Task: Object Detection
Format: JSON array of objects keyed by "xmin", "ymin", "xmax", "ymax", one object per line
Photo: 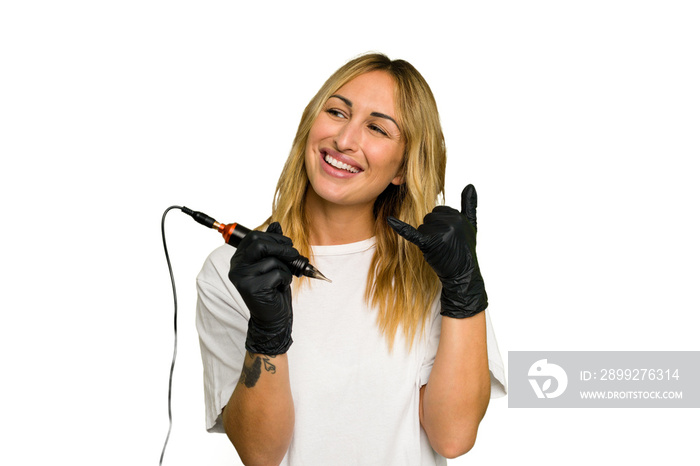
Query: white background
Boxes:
[{"xmin": 1, "ymin": 1, "xmax": 698, "ymax": 464}]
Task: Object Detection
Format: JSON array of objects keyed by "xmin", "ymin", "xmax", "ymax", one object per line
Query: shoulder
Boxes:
[
  {"xmin": 196, "ymin": 244, "xmax": 251, "ymax": 320},
  {"xmin": 197, "ymin": 244, "xmax": 235, "ymax": 285}
]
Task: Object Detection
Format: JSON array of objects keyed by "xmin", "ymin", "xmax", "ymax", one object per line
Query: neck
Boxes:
[{"xmin": 304, "ymin": 189, "xmax": 375, "ymax": 245}]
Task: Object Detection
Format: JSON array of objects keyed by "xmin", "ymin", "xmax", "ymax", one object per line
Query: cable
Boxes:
[
  {"xmin": 160, "ymin": 205, "xmax": 182, "ymax": 465},
  {"xmin": 157, "ymin": 204, "xmax": 332, "ymax": 464}
]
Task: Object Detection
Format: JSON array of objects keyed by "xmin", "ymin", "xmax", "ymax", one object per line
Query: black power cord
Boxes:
[
  {"xmin": 158, "ymin": 204, "xmax": 325, "ymax": 464},
  {"xmin": 159, "ymin": 205, "xmax": 183, "ymax": 465}
]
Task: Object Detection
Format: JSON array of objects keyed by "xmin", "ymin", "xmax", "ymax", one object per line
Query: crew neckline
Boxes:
[{"xmin": 310, "ymin": 237, "xmax": 377, "ymax": 256}]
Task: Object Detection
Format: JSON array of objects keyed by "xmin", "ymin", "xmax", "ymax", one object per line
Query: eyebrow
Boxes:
[{"xmin": 329, "ymin": 94, "xmax": 400, "ymax": 129}]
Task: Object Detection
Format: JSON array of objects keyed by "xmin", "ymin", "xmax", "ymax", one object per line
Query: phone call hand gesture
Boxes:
[{"xmin": 388, "ymin": 184, "xmax": 488, "ymax": 318}]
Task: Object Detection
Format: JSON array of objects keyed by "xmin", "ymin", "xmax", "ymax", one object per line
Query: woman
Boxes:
[{"xmin": 196, "ymin": 52, "xmax": 506, "ymax": 465}]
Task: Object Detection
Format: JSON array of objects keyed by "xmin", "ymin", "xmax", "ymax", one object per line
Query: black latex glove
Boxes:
[
  {"xmin": 228, "ymin": 222, "xmax": 298, "ymax": 355},
  {"xmin": 387, "ymin": 184, "xmax": 488, "ymax": 318}
]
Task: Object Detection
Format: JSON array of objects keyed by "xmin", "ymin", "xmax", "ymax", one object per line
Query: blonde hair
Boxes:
[{"xmin": 264, "ymin": 53, "xmax": 446, "ymax": 349}]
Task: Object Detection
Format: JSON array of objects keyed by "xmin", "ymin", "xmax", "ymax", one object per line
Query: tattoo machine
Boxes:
[{"xmin": 181, "ymin": 206, "xmax": 331, "ymax": 282}]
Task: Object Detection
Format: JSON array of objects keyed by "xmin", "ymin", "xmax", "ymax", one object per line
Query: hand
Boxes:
[
  {"xmin": 387, "ymin": 184, "xmax": 488, "ymax": 318},
  {"xmin": 228, "ymin": 222, "xmax": 299, "ymax": 354}
]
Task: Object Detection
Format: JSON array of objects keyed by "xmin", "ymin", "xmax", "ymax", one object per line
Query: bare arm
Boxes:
[
  {"xmin": 223, "ymin": 351, "xmax": 294, "ymax": 466},
  {"xmin": 419, "ymin": 312, "xmax": 490, "ymax": 458}
]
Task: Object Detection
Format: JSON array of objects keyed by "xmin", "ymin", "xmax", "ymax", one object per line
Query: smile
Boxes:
[{"xmin": 323, "ymin": 153, "xmax": 362, "ymax": 174}]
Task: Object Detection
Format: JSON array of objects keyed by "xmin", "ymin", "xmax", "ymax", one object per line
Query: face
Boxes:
[{"xmin": 304, "ymin": 70, "xmax": 405, "ymax": 212}]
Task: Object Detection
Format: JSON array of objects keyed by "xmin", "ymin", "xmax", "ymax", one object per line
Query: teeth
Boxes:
[{"xmin": 324, "ymin": 154, "xmax": 360, "ymax": 173}]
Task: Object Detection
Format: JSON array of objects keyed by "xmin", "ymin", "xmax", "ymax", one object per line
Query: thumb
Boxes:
[
  {"xmin": 387, "ymin": 216, "xmax": 425, "ymax": 248},
  {"xmin": 461, "ymin": 184, "xmax": 478, "ymax": 231},
  {"xmin": 266, "ymin": 222, "xmax": 283, "ymax": 234}
]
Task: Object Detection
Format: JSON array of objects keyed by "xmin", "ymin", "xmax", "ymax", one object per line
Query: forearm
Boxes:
[
  {"xmin": 421, "ymin": 312, "xmax": 491, "ymax": 458},
  {"xmin": 223, "ymin": 351, "xmax": 295, "ymax": 466}
]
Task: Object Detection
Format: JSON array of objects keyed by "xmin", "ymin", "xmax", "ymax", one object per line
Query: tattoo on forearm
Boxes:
[
  {"xmin": 239, "ymin": 352, "xmax": 277, "ymax": 388},
  {"xmin": 239, "ymin": 353, "xmax": 261, "ymax": 388},
  {"xmin": 263, "ymin": 354, "xmax": 277, "ymax": 374}
]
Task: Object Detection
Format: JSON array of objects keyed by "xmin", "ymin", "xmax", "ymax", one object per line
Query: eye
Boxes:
[
  {"xmin": 325, "ymin": 108, "xmax": 346, "ymax": 119},
  {"xmin": 368, "ymin": 123, "xmax": 388, "ymax": 136}
]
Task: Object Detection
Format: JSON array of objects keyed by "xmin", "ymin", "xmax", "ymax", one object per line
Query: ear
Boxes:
[
  {"xmin": 390, "ymin": 173, "xmax": 405, "ymax": 185},
  {"xmin": 391, "ymin": 158, "xmax": 406, "ymax": 185}
]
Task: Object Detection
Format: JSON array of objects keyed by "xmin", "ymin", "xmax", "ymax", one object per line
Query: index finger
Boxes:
[{"xmin": 239, "ymin": 230, "xmax": 300, "ymax": 263}]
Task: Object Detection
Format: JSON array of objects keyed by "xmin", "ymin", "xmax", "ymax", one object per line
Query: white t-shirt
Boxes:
[{"xmin": 196, "ymin": 237, "xmax": 506, "ymax": 466}]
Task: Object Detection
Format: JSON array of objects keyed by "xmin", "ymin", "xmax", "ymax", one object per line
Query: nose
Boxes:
[{"xmin": 333, "ymin": 120, "xmax": 361, "ymax": 153}]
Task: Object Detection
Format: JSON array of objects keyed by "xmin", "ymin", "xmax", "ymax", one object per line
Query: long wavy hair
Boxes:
[{"xmin": 264, "ymin": 52, "xmax": 446, "ymax": 349}]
